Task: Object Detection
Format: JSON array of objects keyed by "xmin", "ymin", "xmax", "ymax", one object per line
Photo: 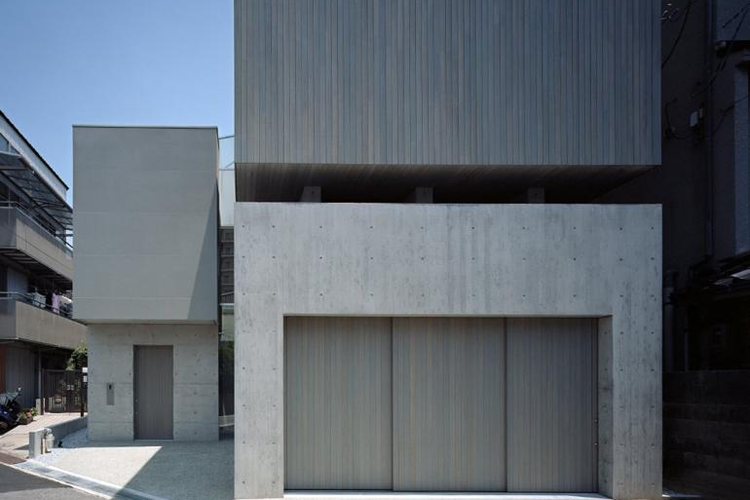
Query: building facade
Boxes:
[
  {"xmin": 233, "ymin": 1, "xmax": 661, "ymax": 500},
  {"xmin": 0, "ymin": 110, "xmax": 85, "ymax": 411},
  {"xmin": 73, "ymin": 126, "xmax": 219, "ymax": 441}
]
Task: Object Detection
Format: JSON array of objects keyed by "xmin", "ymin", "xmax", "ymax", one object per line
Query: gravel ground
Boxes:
[
  {"xmin": 32, "ymin": 428, "xmax": 88, "ymax": 466},
  {"xmin": 29, "ymin": 431, "xmax": 234, "ymax": 500}
]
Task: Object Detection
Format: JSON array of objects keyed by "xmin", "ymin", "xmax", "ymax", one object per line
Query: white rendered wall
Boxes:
[
  {"xmin": 234, "ymin": 203, "xmax": 662, "ymax": 500},
  {"xmin": 87, "ymin": 324, "xmax": 218, "ymax": 441},
  {"xmin": 73, "ymin": 126, "xmax": 219, "ymax": 323}
]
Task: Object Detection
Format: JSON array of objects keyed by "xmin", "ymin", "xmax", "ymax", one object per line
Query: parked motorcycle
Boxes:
[{"xmin": 0, "ymin": 388, "xmax": 22, "ymax": 435}]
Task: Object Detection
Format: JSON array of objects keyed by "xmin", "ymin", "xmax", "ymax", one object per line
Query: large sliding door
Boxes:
[
  {"xmin": 283, "ymin": 316, "xmax": 596, "ymax": 492},
  {"xmin": 284, "ymin": 317, "xmax": 393, "ymax": 490},
  {"xmin": 393, "ymin": 318, "xmax": 506, "ymax": 491},
  {"xmin": 506, "ymin": 318, "xmax": 597, "ymax": 492}
]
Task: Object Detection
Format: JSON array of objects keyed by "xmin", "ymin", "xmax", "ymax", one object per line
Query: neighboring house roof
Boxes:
[
  {"xmin": 0, "ymin": 110, "xmax": 73, "ymax": 232},
  {"xmin": 0, "ymin": 109, "xmax": 69, "ymax": 192}
]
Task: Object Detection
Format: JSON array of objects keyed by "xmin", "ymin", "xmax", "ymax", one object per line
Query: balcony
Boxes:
[
  {"xmin": 0, "ymin": 202, "xmax": 73, "ymax": 289},
  {"xmin": 0, "ymin": 292, "xmax": 85, "ymax": 350}
]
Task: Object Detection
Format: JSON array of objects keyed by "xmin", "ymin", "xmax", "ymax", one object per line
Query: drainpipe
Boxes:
[
  {"xmin": 705, "ymin": 0, "xmax": 715, "ymax": 259},
  {"xmin": 663, "ymin": 270, "xmax": 678, "ymax": 372}
]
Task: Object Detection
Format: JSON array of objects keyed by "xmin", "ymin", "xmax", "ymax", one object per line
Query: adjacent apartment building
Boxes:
[
  {"xmin": 75, "ymin": 1, "xmax": 662, "ymax": 500},
  {"xmin": 0, "ymin": 110, "xmax": 85, "ymax": 410}
]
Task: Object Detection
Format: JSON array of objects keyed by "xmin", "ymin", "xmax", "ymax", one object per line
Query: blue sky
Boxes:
[{"xmin": 0, "ymin": 1, "xmax": 234, "ymax": 204}]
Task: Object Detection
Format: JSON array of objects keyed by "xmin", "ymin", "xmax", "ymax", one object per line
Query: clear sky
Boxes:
[{"xmin": 0, "ymin": 0, "xmax": 234, "ymax": 204}]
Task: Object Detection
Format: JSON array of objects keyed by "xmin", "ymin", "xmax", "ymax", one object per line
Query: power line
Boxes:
[
  {"xmin": 691, "ymin": 2, "xmax": 750, "ymax": 98},
  {"xmin": 662, "ymin": 0, "xmax": 694, "ymax": 69}
]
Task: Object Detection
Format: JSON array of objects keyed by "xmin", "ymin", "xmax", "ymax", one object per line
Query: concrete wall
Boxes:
[
  {"xmin": 4, "ymin": 345, "xmax": 36, "ymax": 408},
  {"xmin": 234, "ymin": 203, "xmax": 662, "ymax": 500},
  {"xmin": 235, "ymin": 0, "xmax": 660, "ymax": 167},
  {"xmin": 87, "ymin": 324, "xmax": 218, "ymax": 441},
  {"xmin": 0, "ymin": 300, "xmax": 86, "ymax": 350},
  {"xmin": 73, "ymin": 126, "xmax": 219, "ymax": 323}
]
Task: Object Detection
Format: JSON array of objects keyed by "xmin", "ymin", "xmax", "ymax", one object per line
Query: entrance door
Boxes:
[
  {"xmin": 284, "ymin": 317, "xmax": 393, "ymax": 489},
  {"xmin": 506, "ymin": 318, "xmax": 597, "ymax": 491},
  {"xmin": 134, "ymin": 346, "xmax": 173, "ymax": 440}
]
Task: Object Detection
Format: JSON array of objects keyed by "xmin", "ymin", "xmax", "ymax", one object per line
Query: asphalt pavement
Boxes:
[{"xmin": 0, "ymin": 463, "xmax": 100, "ymax": 500}]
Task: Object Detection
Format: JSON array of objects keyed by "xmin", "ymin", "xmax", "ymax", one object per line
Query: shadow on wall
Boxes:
[{"xmin": 188, "ymin": 187, "xmax": 219, "ymax": 322}]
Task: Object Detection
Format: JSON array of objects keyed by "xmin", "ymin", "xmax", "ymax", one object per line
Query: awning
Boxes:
[{"xmin": 0, "ymin": 151, "xmax": 72, "ymax": 236}]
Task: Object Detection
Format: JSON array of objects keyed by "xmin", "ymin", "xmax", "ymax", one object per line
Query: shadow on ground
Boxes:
[{"xmin": 52, "ymin": 430, "xmax": 233, "ymax": 500}]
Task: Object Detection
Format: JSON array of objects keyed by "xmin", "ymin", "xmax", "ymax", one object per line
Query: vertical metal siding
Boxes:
[
  {"xmin": 134, "ymin": 346, "xmax": 174, "ymax": 440},
  {"xmin": 506, "ymin": 318, "xmax": 597, "ymax": 492},
  {"xmin": 236, "ymin": 0, "xmax": 660, "ymax": 167},
  {"xmin": 284, "ymin": 317, "xmax": 393, "ymax": 490},
  {"xmin": 283, "ymin": 316, "xmax": 598, "ymax": 492},
  {"xmin": 392, "ymin": 318, "xmax": 506, "ymax": 491}
]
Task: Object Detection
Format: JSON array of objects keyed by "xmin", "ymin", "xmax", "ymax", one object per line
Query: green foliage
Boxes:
[{"xmin": 66, "ymin": 343, "xmax": 88, "ymax": 371}]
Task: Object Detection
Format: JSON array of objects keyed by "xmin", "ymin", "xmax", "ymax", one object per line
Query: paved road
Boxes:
[{"xmin": 0, "ymin": 463, "xmax": 100, "ymax": 500}]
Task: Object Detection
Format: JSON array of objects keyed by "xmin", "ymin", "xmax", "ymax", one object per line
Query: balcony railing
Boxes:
[
  {"xmin": 0, "ymin": 291, "xmax": 73, "ymax": 319},
  {"xmin": 0, "ymin": 201, "xmax": 72, "ymax": 254}
]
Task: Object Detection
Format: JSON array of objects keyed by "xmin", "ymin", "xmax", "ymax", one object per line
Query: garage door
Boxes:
[{"xmin": 284, "ymin": 317, "xmax": 596, "ymax": 492}]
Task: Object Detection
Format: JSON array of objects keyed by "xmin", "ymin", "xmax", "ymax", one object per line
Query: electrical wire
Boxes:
[
  {"xmin": 711, "ymin": 94, "xmax": 750, "ymax": 137},
  {"xmin": 662, "ymin": 0, "xmax": 694, "ymax": 68},
  {"xmin": 690, "ymin": 2, "xmax": 750, "ymax": 98}
]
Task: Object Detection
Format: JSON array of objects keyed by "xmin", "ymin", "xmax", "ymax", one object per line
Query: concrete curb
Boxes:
[
  {"xmin": 14, "ymin": 460, "xmax": 168, "ymax": 500},
  {"xmin": 29, "ymin": 416, "xmax": 88, "ymax": 458}
]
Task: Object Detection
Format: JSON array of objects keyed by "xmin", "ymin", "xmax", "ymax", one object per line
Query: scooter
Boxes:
[{"xmin": 0, "ymin": 388, "xmax": 22, "ymax": 435}]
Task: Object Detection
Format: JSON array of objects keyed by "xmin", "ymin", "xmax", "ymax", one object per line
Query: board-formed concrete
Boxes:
[
  {"xmin": 234, "ymin": 203, "xmax": 662, "ymax": 500},
  {"xmin": 87, "ymin": 324, "xmax": 218, "ymax": 442}
]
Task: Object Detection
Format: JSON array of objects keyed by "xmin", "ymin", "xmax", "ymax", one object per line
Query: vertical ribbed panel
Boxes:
[
  {"xmin": 134, "ymin": 346, "xmax": 174, "ymax": 440},
  {"xmin": 392, "ymin": 318, "xmax": 506, "ymax": 491},
  {"xmin": 235, "ymin": 0, "xmax": 660, "ymax": 166},
  {"xmin": 506, "ymin": 318, "xmax": 597, "ymax": 492},
  {"xmin": 284, "ymin": 317, "xmax": 393, "ymax": 490}
]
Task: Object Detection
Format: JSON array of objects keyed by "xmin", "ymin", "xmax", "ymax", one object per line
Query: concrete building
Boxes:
[
  {"xmin": 0, "ymin": 110, "xmax": 85, "ymax": 411},
  {"xmin": 232, "ymin": 1, "xmax": 661, "ymax": 500},
  {"xmin": 73, "ymin": 126, "xmax": 219, "ymax": 441}
]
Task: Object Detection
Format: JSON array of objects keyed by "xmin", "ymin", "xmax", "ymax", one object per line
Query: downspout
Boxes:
[
  {"xmin": 663, "ymin": 270, "xmax": 677, "ymax": 373},
  {"xmin": 706, "ymin": 0, "xmax": 715, "ymax": 260}
]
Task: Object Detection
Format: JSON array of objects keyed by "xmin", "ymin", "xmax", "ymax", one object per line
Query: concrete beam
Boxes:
[
  {"xmin": 526, "ymin": 187, "xmax": 545, "ymax": 203},
  {"xmin": 299, "ymin": 186, "xmax": 322, "ymax": 202},
  {"xmin": 403, "ymin": 187, "xmax": 434, "ymax": 204}
]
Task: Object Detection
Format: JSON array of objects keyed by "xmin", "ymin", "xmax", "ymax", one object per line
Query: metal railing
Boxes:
[
  {"xmin": 0, "ymin": 291, "xmax": 73, "ymax": 319},
  {"xmin": 0, "ymin": 201, "xmax": 73, "ymax": 254}
]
